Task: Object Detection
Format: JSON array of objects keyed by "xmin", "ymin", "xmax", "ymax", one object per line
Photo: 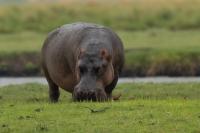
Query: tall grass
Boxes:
[{"xmin": 0, "ymin": 0, "xmax": 200, "ymax": 33}]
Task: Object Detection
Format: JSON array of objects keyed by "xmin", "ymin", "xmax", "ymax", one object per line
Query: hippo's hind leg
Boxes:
[
  {"xmin": 42, "ymin": 65, "xmax": 60, "ymax": 102},
  {"xmin": 105, "ymin": 74, "xmax": 118, "ymax": 99}
]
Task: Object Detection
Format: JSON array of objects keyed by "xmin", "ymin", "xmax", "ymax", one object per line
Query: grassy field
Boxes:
[
  {"xmin": 0, "ymin": 32, "xmax": 44, "ymax": 53},
  {"xmin": 0, "ymin": 29, "xmax": 200, "ymax": 76},
  {"xmin": 1, "ymin": 29, "xmax": 200, "ymax": 53},
  {"xmin": 0, "ymin": 83, "xmax": 200, "ymax": 133}
]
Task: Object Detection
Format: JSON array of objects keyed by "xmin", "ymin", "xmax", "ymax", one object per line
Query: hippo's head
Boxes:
[{"xmin": 73, "ymin": 48, "xmax": 114, "ymax": 101}]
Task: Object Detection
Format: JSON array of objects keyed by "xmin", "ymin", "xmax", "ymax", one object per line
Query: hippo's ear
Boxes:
[{"xmin": 100, "ymin": 48, "xmax": 111, "ymax": 61}]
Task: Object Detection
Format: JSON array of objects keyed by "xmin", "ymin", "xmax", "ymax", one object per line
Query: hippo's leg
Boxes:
[
  {"xmin": 47, "ymin": 78, "xmax": 60, "ymax": 103},
  {"xmin": 105, "ymin": 74, "xmax": 118, "ymax": 99},
  {"xmin": 42, "ymin": 65, "xmax": 60, "ymax": 102}
]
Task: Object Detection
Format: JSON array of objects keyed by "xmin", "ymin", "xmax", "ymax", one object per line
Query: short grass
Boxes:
[
  {"xmin": 119, "ymin": 29, "xmax": 200, "ymax": 52},
  {"xmin": 1, "ymin": 29, "xmax": 200, "ymax": 53},
  {"xmin": 0, "ymin": 32, "xmax": 45, "ymax": 53},
  {"xmin": 0, "ymin": 83, "xmax": 200, "ymax": 133}
]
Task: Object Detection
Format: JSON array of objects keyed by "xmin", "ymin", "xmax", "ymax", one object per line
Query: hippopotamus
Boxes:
[{"xmin": 41, "ymin": 22, "xmax": 124, "ymax": 102}]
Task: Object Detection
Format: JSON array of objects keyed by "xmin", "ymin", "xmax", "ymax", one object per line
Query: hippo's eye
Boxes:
[{"xmin": 79, "ymin": 66, "xmax": 87, "ymax": 74}]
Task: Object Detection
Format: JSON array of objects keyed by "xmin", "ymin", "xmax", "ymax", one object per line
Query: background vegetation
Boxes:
[
  {"xmin": 1, "ymin": 0, "xmax": 200, "ymax": 32},
  {"xmin": 0, "ymin": 0, "xmax": 200, "ymax": 76}
]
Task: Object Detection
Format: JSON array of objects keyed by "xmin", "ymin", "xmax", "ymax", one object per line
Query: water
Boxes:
[{"xmin": 0, "ymin": 77, "xmax": 200, "ymax": 87}]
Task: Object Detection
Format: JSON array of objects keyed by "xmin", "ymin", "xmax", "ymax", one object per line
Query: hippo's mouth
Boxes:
[{"xmin": 72, "ymin": 88, "xmax": 108, "ymax": 102}]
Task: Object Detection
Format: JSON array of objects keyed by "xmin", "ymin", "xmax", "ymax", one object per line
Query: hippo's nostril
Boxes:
[
  {"xmin": 87, "ymin": 91, "xmax": 95, "ymax": 101},
  {"xmin": 73, "ymin": 89, "xmax": 89, "ymax": 101},
  {"xmin": 73, "ymin": 88, "xmax": 107, "ymax": 102},
  {"xmin": 91, "ymin": 93, "xmax": 97, "ymax": 101}
]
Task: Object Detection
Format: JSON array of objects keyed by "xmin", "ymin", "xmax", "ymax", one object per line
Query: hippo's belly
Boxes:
[
  {"xmin": 50, "ymin": 74, "xmax": 76, "ymax": 93},
  {"xmin": 45, "ymin": 53, "xmax": 77, "ymax": 93}
]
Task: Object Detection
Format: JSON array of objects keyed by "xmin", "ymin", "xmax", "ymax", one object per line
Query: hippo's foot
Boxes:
[
  {"xmin": 49, "ymin": 85, "xmax": 60, "ymax": 103},
  {"xmin": 50, "ymin": 92, "xmax": 60, "ymax": 103}
]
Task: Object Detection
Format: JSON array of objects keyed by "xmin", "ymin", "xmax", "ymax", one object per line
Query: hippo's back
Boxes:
[{"xmin": 42, "ymin": 22, "xmax": 107, "ymax": 62}]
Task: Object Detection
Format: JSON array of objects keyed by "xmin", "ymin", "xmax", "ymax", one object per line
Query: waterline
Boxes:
[{"xmin": 0, "ymin": 77, "xmax": 200, "ymax": 87}]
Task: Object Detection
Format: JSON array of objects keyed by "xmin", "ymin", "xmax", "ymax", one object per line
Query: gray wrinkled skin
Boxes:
[{"xmin": 41, "ymin": 22, "xmax": 124, "ymax": 102}]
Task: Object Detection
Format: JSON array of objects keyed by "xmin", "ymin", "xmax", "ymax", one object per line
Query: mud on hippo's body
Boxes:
[{"xmin": 41, "ymin": 22, "xmax": 124, "ymax": 102}]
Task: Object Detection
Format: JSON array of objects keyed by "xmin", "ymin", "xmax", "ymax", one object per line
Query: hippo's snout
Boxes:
[{"xmin": 73, "ymin": 86, "xmax": 107, "ymax": 101}]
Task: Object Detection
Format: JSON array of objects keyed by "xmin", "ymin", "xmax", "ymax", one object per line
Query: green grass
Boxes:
[
  {"xmin": 119, "ymin": 29, "xmax": 200, "ymax": 52},
  {"xmin": 1, "ymin": 29, "xmax": 200, "ymax": 53},
  {"xmin": 0, "ymin": 32, "xmax": 45, "ymax": 53},
  {"xmin": 0, "ymin": 83, "xmax": 200, "ymax": 133}
]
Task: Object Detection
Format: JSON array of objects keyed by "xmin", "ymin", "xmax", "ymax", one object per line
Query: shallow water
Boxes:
[{"xmin": 0, "ymin": 77, "xmax": 200, "ymax": 87}]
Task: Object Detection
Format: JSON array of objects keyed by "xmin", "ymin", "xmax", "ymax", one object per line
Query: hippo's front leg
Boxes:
[{"xmin": 105, "ymin": 74, "xmax": 118, "ymax": 99}]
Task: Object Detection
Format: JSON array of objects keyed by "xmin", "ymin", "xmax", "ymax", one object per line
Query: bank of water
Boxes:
[{"xmin": 1, "ymin": 77, "xmax": 200, "ymax": 87}]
